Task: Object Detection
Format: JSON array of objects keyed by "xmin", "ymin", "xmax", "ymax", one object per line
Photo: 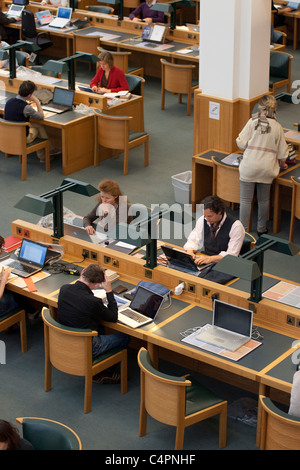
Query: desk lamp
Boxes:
[
  {"xmin": 61, "ymin": 52, "xmax": 99, "ymax": 90},
  {"xmin": 14, "ymin": 178, "xmax": 99, "ymax": 239},
  {"xmin": 213, "ymin": 234, "xmax": 299, "ymax": 303},
  {"xmin": 151, "ymin": 1, "xmax": 195, "ymax": 30},
  {"xmin": 1, "ymin": 41, "xmax": 40, "ymax": 79},
  {"xmin": 107, "ymin": 204, "xmax": 187, "ymax": 269}
]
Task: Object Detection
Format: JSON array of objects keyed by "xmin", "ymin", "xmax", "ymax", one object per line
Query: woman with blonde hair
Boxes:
[
  {"xmin": 83, "ymin": 179, "xmax": 132, "ymax": 234},
  {"xmin": 90, "ymin": 51, "xmax": 129, "ymax": 94},
  {"xmin": 236, "ymin": 94, "xmax": 288, "ymax": 236}
]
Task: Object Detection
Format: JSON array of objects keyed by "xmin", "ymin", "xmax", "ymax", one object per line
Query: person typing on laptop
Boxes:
[
  {"xmin": 0, "ymin": 7, "xmax": 20, "ymax": 44},
  {"xmin": 58, "ymin": 264, "xmax": 129, "ymax": 384},
  {"xmin": 4, "ymin": 80, "xmax": 61, "ymax": 162},
  {"xmin": 184, "ymin": 195, "xmax": 245, "ymax": 266}
]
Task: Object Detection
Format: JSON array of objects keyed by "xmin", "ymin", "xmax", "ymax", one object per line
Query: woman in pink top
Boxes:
[{"xmin": 90, "ymin": 51, "xmax": 129, "ymax": 93}]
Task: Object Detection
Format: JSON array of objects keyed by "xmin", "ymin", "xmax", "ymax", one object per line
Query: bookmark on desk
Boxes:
[{"xmin": 24, "ymin": 277, "xmax": 37, "ymax": 292}]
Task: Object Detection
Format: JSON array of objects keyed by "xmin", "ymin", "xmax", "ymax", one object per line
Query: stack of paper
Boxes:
[{"xmin": 105, "ymin": 269, "xmax": 119, "ymax": 282}]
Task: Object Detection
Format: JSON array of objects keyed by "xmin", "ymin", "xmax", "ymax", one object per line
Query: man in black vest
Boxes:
[{"xmin": 184, "ymin": 195, "xmax": 245, "ymax": 266}]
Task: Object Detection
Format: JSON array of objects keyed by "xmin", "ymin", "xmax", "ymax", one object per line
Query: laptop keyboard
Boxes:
[
  {"xmin": 119, "ymin": 308, "xmax": 148, "ymax": 323},
  {"xmin": 8, "ymin": 260, "xmax": 36, "ymax": 274}
]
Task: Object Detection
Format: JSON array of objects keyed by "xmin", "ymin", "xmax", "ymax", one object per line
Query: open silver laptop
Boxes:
[
  {"xmin": 48, "ymin": 7, "xmax": 72, "ymax": 28},
  {"xmin": 42, "ymin": 87, "xmax": 74, "ymax": 114},
  {"xmin": 6, "ymin": 4, "xmax": 24, "ymax": 18},
  {"xmin": 118, "ymin": 285, "xmax": 164, "ymax": 328},
  {"xmin": 5, "ymin": 239, "xmax": 48, "ymax": 278},
  {"xmin": 63, "ymin": 222, "xmax": 107, "ymax": 244},
  {"xmin": 195, "ymin": 299, "xmax": 253, "ymax": 351}
]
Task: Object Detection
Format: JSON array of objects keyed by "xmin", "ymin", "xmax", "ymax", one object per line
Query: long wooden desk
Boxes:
[
  {"xmin": 192, "ymin": 149, "xmax": 300, "ymax": 233},
  {"xmin": 0, "ymin": 74, "xmax": 144, "ymax": 175},
  {"xmin": 2, "ymin": 217, "xmax": 300, "ymax": 447}
]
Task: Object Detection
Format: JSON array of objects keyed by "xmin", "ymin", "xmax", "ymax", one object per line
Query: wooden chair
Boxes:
[
  {"xmin": 97, "ymin": 47, "xmax": 144, "ymax": 77},
  {"xmin": 74, "ymin": 33, "xmax": 101, "ymax": 71},
  {"xmin": 0, "ymin": 308, "xmax": 27, "ymax": 353},
  {"xmin": 0, "ymin": 118, "xmax": 50, "ymax": 181},
  {"xmin": 160, "ymin": 58, "xmax": 198, "ymax": 116},
  {"xmin": 211, "ymin": 155, "xmax": 254, "ymax": 232},
  {"xmin": 94, "ymin": 110, "xmax": 149, "ymax": 175},
  {"xmin": 41, "ymin": 307, "xmax": 127, "ymax": 414},
  {"xmin": 16, "ymin": 417, "xmax": 82, "ymax": 450},
  {"xmin": 289, "ymin": 175, "xmax": 300, "ymax": 241},
  {"xmin": 269, "ymin": 50, "xmax": 293, "ymax": 95},
  {"xmin": 137, "ymin": 347, "xmax": 227, "ymax": 450},
  {"xmin": 259, "ymin": 395, "xmax": 300, "ymax": 450}
]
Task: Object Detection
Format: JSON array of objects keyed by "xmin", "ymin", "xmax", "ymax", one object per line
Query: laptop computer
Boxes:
[
  {"xmin": 195, "ymin": 299, "xmax": 254, "ymax": 352},
  {"xmin": 63, "ymin": 222, "xmax": 107, "ymax": 244},
  {"xmin": 161, "ymin": 245, "xmax": 212, "ymax": 275},
  {"xmin": 6, "ymin": 4, "xmax": 24, "ymax": 18},
  {"xmin": 48, "ymin": 7, "xmax": 72, "ymax": 28},
  {"xmin": 118, "ymin": 285, "xmax": 164, "ymax": 328},
  {"xmin": 5, "ymin": 239, "xmax": 48, "ymax": 278},
  {"xmin": 36, "ymin": 10, "xmax": 53, "ymax": 26},
  {"xmin": 42, "ymin": 87, "xmax": 75, "ymax": 114}
]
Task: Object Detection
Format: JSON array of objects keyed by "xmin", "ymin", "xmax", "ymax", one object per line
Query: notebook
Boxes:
[
  {"xmin": 118, "ymin": 285, "xmax": 164, "ymax": 328},
  {"xmin": 195, "ymin": 299, "xmax": 253, "ymax": 352},
  {"xmin": 48, "ymin": 7, "xmax": 72, "ymax": 28},
  {"xmin": 161, "ymin": 245, "xmax": 212, "ymax": 275},
  {"xmin": 42, "ymin": 87, "xmax": 75, "ymax": 113},
  {"xmin": 5, "ymin": 239, "xmax": 48, "ymax": 278},
  {"xmin": 36, "ymin": 10, "xmax": 53, "ymax": 25},
  {"xmin": 6, "ymin": 4, "xmax": 24, "ymax": 18},
  {"xmin": 137, "ymin": 24, "xmax": 169, "ymax": 47},
  {"xmin": 63, "ymin": 222, "xmax": 107, "ymax": 244}
]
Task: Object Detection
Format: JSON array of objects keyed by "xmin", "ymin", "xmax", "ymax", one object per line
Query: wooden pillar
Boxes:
[{"xmin": 194, "ymin": 0, "xmax": 271, "ymax": 154}]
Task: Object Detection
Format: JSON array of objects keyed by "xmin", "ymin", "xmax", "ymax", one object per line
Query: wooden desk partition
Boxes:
[{"xmin": 10, "ymin": 219, "xmax": 300, "ymax": 340}]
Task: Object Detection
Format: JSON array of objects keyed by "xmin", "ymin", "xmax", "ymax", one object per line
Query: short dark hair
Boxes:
[
  {"xmin": 18, "ymin": 80, "xmax": 36, "ymax": 98},
  {"xmin": 82, "ymin": 264, "xmax": 105, "ymax": 284},
  {"xmin": 201, "ymin": 195, "xmax": 226, "ymax": 215}
]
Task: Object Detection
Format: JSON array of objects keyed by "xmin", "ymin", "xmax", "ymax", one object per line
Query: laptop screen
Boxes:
[
  {"xmin": 161, "ymin": 245, "xmax": 197, "ymax": 271},
  {"xmin": 286, "ymin": 1, "xmax": 300, "ymax": 8},
  {"xmin": 57, "ymin": 7, "xmax": 72, "ymax": 19},
  {"xmin": 130, "ymin": 286, "xmax": 164, "ymax": 319},
  {"xmin": 213, "ymin": 299, "xmax": 253, "ymax": 337},
  {"xmin": 7, "ymin": 4, "xmax": 24, "ymax": 15},
  {"xmin": 52, "ymin": 87, "xmax": 75, "ymax": 106},
  {"xmin": 36, "ymin": 10, "xmax": 53, "ymax": 25},
  {"xmin": 19, "ymin": 239, "xmax": 48, "ymax": 266}
]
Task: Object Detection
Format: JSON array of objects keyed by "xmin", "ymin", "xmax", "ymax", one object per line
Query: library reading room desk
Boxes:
[
  {"xmin": 191, "ymin": 149, "xmax": 300, "ymax": 233},
  {"xmin": 0, "ymin": 75, "xmax": 144, "ymax": 175},
  {"xmin": 4, "ymin": 219, "xmax": 300, "ymax": 419}
]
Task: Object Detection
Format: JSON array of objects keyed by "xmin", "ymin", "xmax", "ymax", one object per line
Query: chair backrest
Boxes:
[
  {"xmin": 16, "ymin": 51, "xmax": 29, "ymax": 67},
  {"xmin": 211, "ymin": 155, "xmax": 240, "ymax": 204},
  {"xmin": 97, "ymin": 47, "xmax": 131, "ymax": 73},
  {"xmin": 259, "ymin": 396, "xmax": 300, "ymax": 450},
  {"xmin": 87, "ymin": 5, "xmax": 114, "ymax": 14},
  {"xmin": 137, "ymin": 347, "xmax": 189, "ymax": 427},
  {"xmin": 270, "ymin": 51, "xmax": 291, "ymax": 78},
  {"xmin": 124, "ymin": 74, "xmax": 145, "ymax": 96},
  {"xmin": 21, "ymin": 10, "xmax": 37, "ymax": 39},
  {"xmin": 74, "ymin": 33, "xmax": 100, "ymax": 56},
  {"xmin": 94, "ymin": 110, "xmax": 132, "ymax": 150},
  {"xmin": 0, "ymin": 118, "xmax": 27, "ymax": 155},
  {"xmin": 240, "ymin": 232, "xmax": 256, "ymax": 255},
  {"xmin": 160, "ymin": 58, "xmax": 196, "ymax": 94},
  {"xmin": 291, "ymin": 175, "xmax": 300, "ymax": 221},
  {"xmin": 42, "ymin": 307, "xmax": 96, "ymax": 377},
  {"xmin": 16, "ymin": 417, "xmax": 82, "ymax": 450}
]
